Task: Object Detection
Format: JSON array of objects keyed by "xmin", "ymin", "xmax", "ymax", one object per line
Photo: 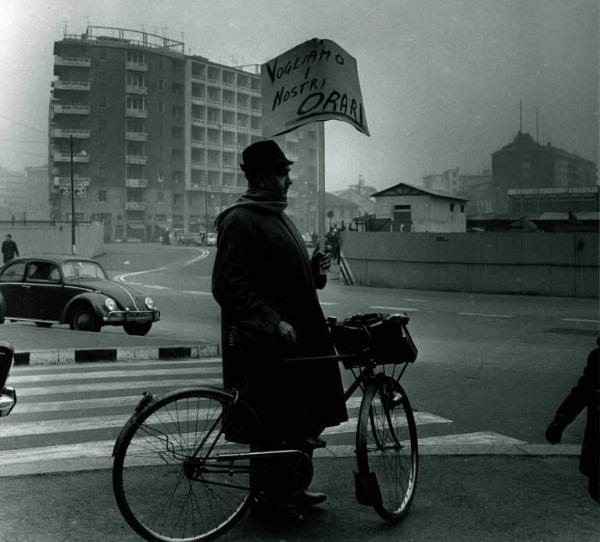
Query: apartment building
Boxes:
[{"xmin": 49, "ymin": 26, "xmax": 323, "ymax": 242}]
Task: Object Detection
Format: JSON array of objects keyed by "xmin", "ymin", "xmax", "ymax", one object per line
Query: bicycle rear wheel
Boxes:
[
  {"xmin": 113, "ymin": 387, "xmax": 265, "ymax": 542},
  {"xmin": 356, "ymin": 375, "xmax": 418, "ymax": 523}
]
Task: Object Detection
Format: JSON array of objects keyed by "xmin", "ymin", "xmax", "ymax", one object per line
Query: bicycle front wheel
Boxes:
[
  {"xmin": 113, "ymin": 387, "xmax": 265, "ymax": 542},
  {"xmin": 356, "ymin": 375, "xmax": 418, "ymax": 523}
]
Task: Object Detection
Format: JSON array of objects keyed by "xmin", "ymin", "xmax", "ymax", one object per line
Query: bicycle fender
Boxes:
[{"xmin": 354, "ymin": 471, "xmax": 383, "ymax": 506}]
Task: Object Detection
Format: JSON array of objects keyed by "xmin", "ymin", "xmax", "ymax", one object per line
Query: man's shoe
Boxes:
[{"xmin": 288, "ymin": 491, "xmax": 327, "ymax": 508}]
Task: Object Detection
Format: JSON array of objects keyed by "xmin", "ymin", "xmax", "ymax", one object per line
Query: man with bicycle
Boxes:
[{"xmin": 212, "ymin": 139, "xmax": 348, "ymax": 522}]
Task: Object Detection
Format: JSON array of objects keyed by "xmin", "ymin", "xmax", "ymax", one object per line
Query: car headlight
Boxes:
[
  {"xmin": 145, "ymin": 297, "xmax": 155, "ymax": 310},
  {"xmin": 105, "ymin": 297, "xmax": 117, "ymax": 311}
]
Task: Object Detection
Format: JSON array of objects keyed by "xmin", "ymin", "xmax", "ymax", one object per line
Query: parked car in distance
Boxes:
[
  {"xmin": 177, "ymin": 233, "xmax": 204, "ymax": 246},
  {"xmin": 206, "ymin": 232, "xmax": 217, "ymax": 246},
  {"xmin": 0, "ymin": 255, "xmax": 160, "ymax": 335}
]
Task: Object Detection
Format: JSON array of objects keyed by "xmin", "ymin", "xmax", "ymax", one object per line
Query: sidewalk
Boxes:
[
  {"xmin": 0, "ymin": 321, "xmax": 216, "ymax": 365},
  {"xmin": 1, "ymin": 455, "xmax": 597, "ymax": 541}
]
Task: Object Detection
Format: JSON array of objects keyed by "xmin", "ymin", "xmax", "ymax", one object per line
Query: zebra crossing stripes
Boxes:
[{"xmin": 0, "ymin": 358, "xmax": 527, "ymax": 476}]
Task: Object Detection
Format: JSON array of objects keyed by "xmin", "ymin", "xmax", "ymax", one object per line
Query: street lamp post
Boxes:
[{"xmin": 70, "ymin": 136, "xmax": 76, "ymax": 254}]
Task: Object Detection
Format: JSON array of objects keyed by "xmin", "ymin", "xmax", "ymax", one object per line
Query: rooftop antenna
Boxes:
[
  {"xmin": 536, "ymin": 107, "xmax": 539, "ymax": 143},
  {"xmin": 519, "ymin": 100, "xmax": 523, "ymax": 133}
]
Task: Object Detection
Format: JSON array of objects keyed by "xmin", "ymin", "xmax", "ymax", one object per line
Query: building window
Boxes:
[
  {"xmin": 460, "ymin": 205, "xmax": 465, "ymax": 213},
  {"xmin": 450, "ymin": 203, "xmax": 455, "ymax": 212},
  {"xmin": 159, "ymin": 101, "xmax": 165, "ymax": 114},
  {"xmin": 98, "ymin": 190, "xmax": 107, "ymax": 201},
  {"xmin": 158, "ymin": 79, "xmax": 165, "ymax": 91},
  {"xmin": 99, "ymin": 95, "xmax": 107, "ymax": 107},
  {"xmin": 172, "ymin": 126, "xmax": 183, "ymax": 139},
  {"xmin": 99, "ymin": 119, "xmax": 107, "ymax": 131},
  {"xmin": 172, "ymin": 83, "xmax": 183, "ymax": 95}
]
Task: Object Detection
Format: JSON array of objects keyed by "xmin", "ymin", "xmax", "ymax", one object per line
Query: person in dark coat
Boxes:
[
  {"xmin": 545, "ymin": 341, "xmax": 599, "ymax": 503},
  {"xmin": 1, "ymin": 234, "xmax": 19, "ymax": 264},
  {"xmin": 212, "ymin": 140, "xmax": 348, "ymax": 521}
]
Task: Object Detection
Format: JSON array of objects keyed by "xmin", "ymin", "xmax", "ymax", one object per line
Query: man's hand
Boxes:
[
  {"xmin": 312, "ymin": 250, "xmax": 332, "ymax": 274},
  {"xmin": 277, "ymin": 320, "xmax": 297, "ymax": 344},
  {"xmin": 545, "ymin": 421, "xmax": 564, "ymax": 444}
]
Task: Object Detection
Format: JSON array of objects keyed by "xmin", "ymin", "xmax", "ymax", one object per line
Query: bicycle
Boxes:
[{"xmin": 112, "ymin": 312, "xmax": 419, "ymax": 542}]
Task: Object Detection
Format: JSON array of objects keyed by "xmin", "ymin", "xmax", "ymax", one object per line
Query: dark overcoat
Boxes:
[
  {"xmin": 212, "ymin": 201, "xmax": 348, "ymax": 443},
  {"xmin": 555, "ymin": 347, "xmax": 599, "ymax": 493}
]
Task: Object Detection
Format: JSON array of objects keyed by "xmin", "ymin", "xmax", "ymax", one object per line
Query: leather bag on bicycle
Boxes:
[{"xmin": 331, "ymin": 313, "xmax": 418, "ymax": 367}]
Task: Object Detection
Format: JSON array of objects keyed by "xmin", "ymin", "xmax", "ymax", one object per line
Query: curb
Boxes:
[{"xmin": 13, "ymin": 343, "xmax": 219, "ymax": 366}]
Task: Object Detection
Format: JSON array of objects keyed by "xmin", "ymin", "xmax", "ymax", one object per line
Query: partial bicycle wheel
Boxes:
[
  {"xmin": 356, "ymin": 375, "xmax": 418, "ymax": 523},
  {"xmin": 113, "ymin": 387, "xmax": 266, "ymax": 542}
]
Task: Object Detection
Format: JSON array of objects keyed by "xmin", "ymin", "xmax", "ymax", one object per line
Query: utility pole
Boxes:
[{"xmin": 70, "ymin": 135, "xmax": 76, "ymax": 254}]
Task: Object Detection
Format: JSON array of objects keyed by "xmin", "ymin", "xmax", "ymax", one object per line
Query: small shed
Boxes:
[{"xmin": 371, "ymin": 182, "xmax": 468, "ymax": 232}]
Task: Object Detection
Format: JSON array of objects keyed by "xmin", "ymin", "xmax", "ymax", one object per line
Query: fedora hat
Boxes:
[{"xmin": 240, "ymin": 140, "xmax": 293, "ymax": 172}]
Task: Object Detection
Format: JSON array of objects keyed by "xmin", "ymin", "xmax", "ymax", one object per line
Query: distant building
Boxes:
[
  {"xmin": 371, "ymin": 182, "xmax": 468, "ymax": 232},
  {"xmin": 330, "ymin": 187, "xmax": 375, "ymax": 216},
  {"xmin": 423, "ymin": 168, "xmax": 493, "ymax": 215},
  {"xmin": 49, "ymin": 26, "xmax": 323, "ymax": 242},
  {"xmin": 491, "ymin": 131, "xmax": 597, "ymax": 212},
  {"xmin": 422, "ymin": 167, "xmax": 460, "ymax": 194},
  {"xmin": 508, "ymin": 186, "xmax": 599, "ymax": 214},
  {"xmin": 0, "ymin": 165, "xmax": 49, "ymax": 220},
  {"xmin": 324, "ymin": 192, "xmax": 361, "ymax": 230}
]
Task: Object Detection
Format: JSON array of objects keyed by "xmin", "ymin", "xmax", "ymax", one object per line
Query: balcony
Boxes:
[
  {"xmin": 126, "ymin": 131, "xmax": 148, "ymax": 141},
  {"xmin": 191, "ymin": 139, "xmax": 205, "ymax": 148},
  {"xmin": 125, "ymin": 178, "xmax": 148, "ymax": 188},
  {"xmin": 126, "ymin": 84, "xmax": 148, "ymax": 95},
  {"xmin": 126, "ymin": 61, "xmax": 147, "ymax": 71},
  {"xmin": 126, "ymin": 108, "xmax": 148, "ymax": 118},
  {"xmin": 51, "ymin": 128, "xmax": 90, "ymax": 139},
  {"xmin": 54, "ymin": 80, "xmax": 91, "ymax": 91},
  {"xmin": 126, "ymin": 155, "xmax": 148, "ymax": 165},
  {"xmin": 52, "ymin": 151, "xmax": 90, "ymax": 163},
  {"xmin": 53, "ymin": 176, "xmax": 91, "ymax": 187},
  {"xmin": 53, "ymin": 104, "xmax": 90, "ymax": 115},
  {"xmin": 191, "ymin": 161, "xmax": 206, "ymax": 169},
  {"xmin": 125, "ymin": 201, "xmax": 148, "ymax": 211},
  {"xmin": 55, "ymin": 56, "xmax": 91, "ymax": 68},
  {"xmin": 191, "ymin": 96, "xmax": 207, "ymax": 105},
  {"xmin": 191, "ymin": 117, "xmax": 206, "ymax": 127}
]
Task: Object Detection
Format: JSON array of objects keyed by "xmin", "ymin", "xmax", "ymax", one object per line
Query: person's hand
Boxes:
[
  {"xmin": 545, "ymin": 421, "xmax": 563, "ymax": 444},
  {"xmin": 277, "ymin": 320, "xmax": 297, "ymax": 344},
  {"xmin": 313, "ymin": 250, "xmax": 332, "ymax": 274}
]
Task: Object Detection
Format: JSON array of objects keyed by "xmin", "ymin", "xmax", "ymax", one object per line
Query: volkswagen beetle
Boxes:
[{"xmin": 0, "ymin": 255, "xmax": 160, "ymax": 335}]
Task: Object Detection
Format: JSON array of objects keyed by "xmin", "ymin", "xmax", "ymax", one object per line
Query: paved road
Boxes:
[
  {"xmin": 1, "ymin": 358, "xmax": 598, "ymax": 541},
  {"xmin": 1, "ymin": 357, "xmax": 537, "ymax": 476}
]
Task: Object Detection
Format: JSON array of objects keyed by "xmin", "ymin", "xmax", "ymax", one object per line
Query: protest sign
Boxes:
[{"xmin": 261, "ymin": 38, "xmax": 369, "ymax": 138}]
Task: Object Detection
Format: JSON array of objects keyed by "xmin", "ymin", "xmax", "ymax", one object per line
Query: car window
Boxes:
[
  {"xmin": 26, "ymin": 262, "xmax": 60, "ymax": 282},
  {"xmin": 62, "ymin": 261, "xmax": 107, "ymax": 280},
  {"xmin": 0, "ymin": 261, "xmax": 26, "ymax": 281}
]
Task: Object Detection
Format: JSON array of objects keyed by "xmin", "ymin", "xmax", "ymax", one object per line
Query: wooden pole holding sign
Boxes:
[
  {"xmin": 316, "ymin": 122, "xmax": 326, "ymax": 250},
  {"xmin": 261, "ymin": 38, "xmax": 369, "ymax": 252}
]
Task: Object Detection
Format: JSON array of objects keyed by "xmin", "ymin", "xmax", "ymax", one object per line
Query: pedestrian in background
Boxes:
[
  {"xmin": 212, "ymin": 139, "xmax": 348, "ymax": 523},
  {"xmin": 545, "ymin": 340, "xmax": 599, "ymax": 504},
  {"xmin": 1, "ymin": 234, "xmax": 19, "ymax": 264}
]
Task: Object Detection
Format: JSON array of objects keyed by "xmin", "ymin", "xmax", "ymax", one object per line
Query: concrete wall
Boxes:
[
  {"xmin": 340, "ymin": 231, "xmax": 599, "ymax": 298},
  {"xmin": 1, "ymin": 222, "xmax": 104, "ymax": 259}
]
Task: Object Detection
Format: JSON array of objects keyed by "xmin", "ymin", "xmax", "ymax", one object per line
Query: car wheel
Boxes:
[
  {"xmin": 35, "ymin": 322, "xmax": 53, "ymax": 328},
  {"xmin": 123, "ymin": 322, "xmax": 152, "ymax": 336},
  {"xmin": 69, "ymin": 304, "xmax": 101, "ymax": 332}
]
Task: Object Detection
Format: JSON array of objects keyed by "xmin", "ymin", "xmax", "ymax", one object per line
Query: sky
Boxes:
[{"xmin": 0, "ymin": 0, "xmax": 597, "ymax": 192}]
